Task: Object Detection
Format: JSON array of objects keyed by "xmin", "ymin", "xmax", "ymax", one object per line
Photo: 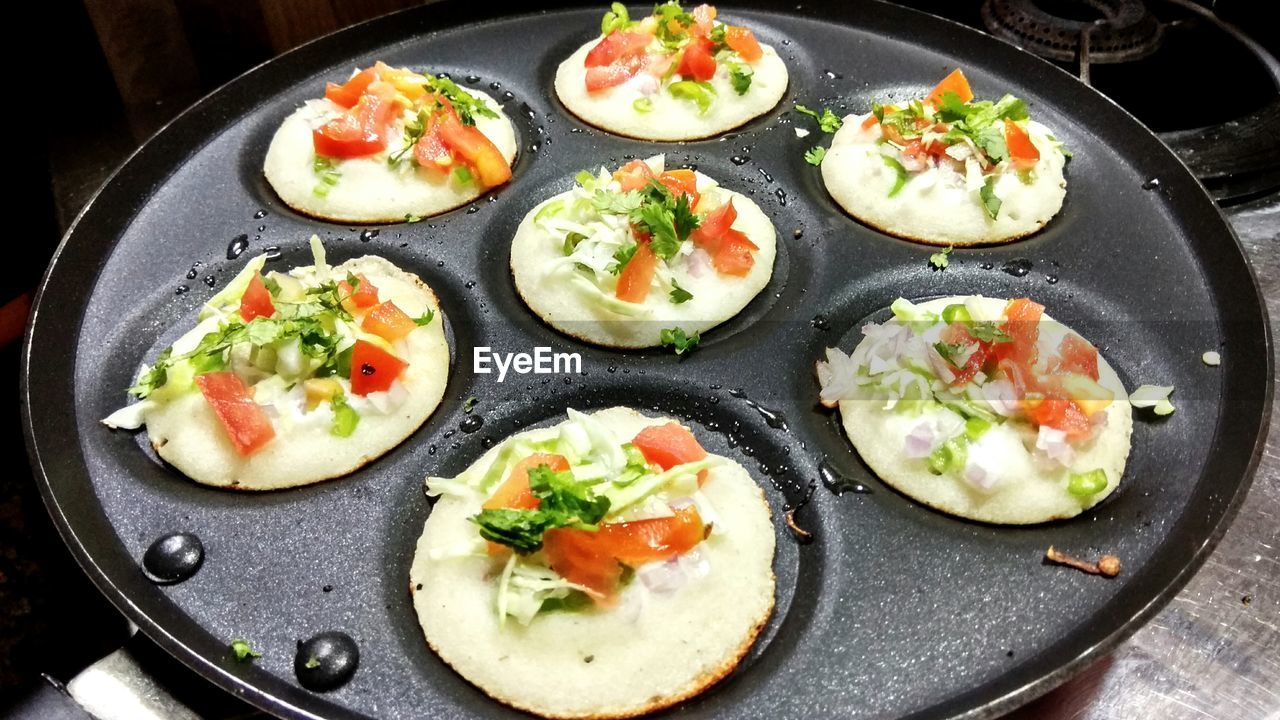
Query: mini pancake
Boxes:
[
  {"xmin": 821, "ymin": 296, "xmax": 1131, "ymax": 524},
  {"xmin": 820, "ymin": 71, "xmax": 1068, "ymax": 246},
  {"xmin": 411, "ymin": 407, "xmax": 776, "ymax": 719},
  {"xmin": 554, "ymin": 8, "xmax": 788, "ymax": 141},
  {"xmin": 264, "ymin": 72, "xmax": 517, "ymax": 223},
  {"xmin": 107, "ymin": 253, "xmax": 449, "ymax": 490},
  {"xmin": 510, "ymin": 156, "xmax": 777, "ymax": 348}
]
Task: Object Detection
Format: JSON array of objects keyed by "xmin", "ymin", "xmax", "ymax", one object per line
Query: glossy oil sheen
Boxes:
[{"xmin": 20, "ymin": 1, "xmax": 1270, "ymax": 719}]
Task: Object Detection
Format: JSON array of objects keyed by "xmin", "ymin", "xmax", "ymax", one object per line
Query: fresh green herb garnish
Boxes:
[
  {"xmin": 471, "ymin": 465, "xmax": 611, "ymax": 554},
  {"xmin": 929, "ymin": 246, "xmax": 952, "ymax": 270},
  {"xmin": 727, "ymin": 62, "xmax": 753, "ymax": 95},
  {"xmin": 659, "ymin": 327, "xmax": 700, "ymax": 355},
  {"xmin": 629, "ymin": 180, "xmax": 700, "ymax": 260},
  {"xmin": 803, "ymin": 146, "xmax": 826, "ymax": 166},
  {"xmin": 669, "ymin": 281, "xmax": 693, "ymax": 304},
  {"xmin": 966, "ymin": 321, "xmax": 1012, "ymax": 344},
  {"xmin": 388, "ymin": 109, "xmax": 430, "ymax": 167},
  {"xmin": 611, "ymin": 243, "xmax": 638, "ymax": 275},
  {"xmin": 405, "ymin": 213, "xmax": 423, "ymax": 223},
  {"xmin": 414, "ymin": 309, "xmax": 436, "ymax": 327},
  {"xmin": 653, "ymin": 1, "xmax": 695, "ymax": 49},
  {"xmin": 424, "ymin": 75, "xmax": 498, "ymax": 126},
  {"xmin": 794, "ymin": 104, "xmax": 843, "ymax": 133},
  {"xmin": 464, "ymin": 396, "xmax": 479, "ymax": 413},
  {"xmin": 980, "ymin": 176, "xmax": 1002, "ymax": 219},
  {"xmin": 230, "ymin": 640, "xmax": 261, "ymax": 662},
  {"xmin": 592, "ymin": 188, "xmax": 643, "ymax": 215}
]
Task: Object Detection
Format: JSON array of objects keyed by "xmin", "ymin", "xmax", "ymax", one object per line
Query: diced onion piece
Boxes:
[
  {"xmin": 1129, "ymin": 384, "xmax": 1175, "ymax": 415},
  {"xmin": 1202, "ymin": 351, "xmax": 1221, "ymax": 366}
]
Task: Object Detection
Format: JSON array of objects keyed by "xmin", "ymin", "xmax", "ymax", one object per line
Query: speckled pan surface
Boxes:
[{"xmin": 20, "ymin": 1, "xmax": 1270, "ymax": 719}]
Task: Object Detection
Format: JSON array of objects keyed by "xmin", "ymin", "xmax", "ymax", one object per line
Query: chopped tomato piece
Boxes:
[
  {"xmin": 632, "ymin": 422, "xmax": 708, "ymax": 470},
  {"xmin": 435, "ymin": 107, "xmax": 511, "ymax": 189},
  {"xmin": 484, "ymin": 453, "xmax": 570, "ymax": 511},
  {"xmin": 711, "ymin": 229, "xmax": 757, "ymax": 276},
  {"xmin": 990, "ymin": 298, "xmax": 1043, "ymax": 366},
  {"xmin": 312, "ymin": 81, "xmax": 399, "ymax": 159},
  {"xmin": 239, "ymin": 275, "xmax": 275, "ymax": 322},
  {"xmin": 940, "ymin": 323, "xmax": 991, "ymax": 387},
  {"xmin": 349, "ymin": 340, "xmax": 407, "ymax": 396},
  {"xmin": 337, "ymin": 273, "xmax": 379, "ymax": 310},
  {"xmin": 585, "ymin": 59, "xmax": 644, "ymax": 91},
  {"xmin": 585, "ymin": 30, "xmax": 653, "ymax": 67},
  {"xmin": 361, "ymin": 301, "xmax": 418, "ymax": 343},
  {"xmin": 1049, "ymin": 334, "xmax": 1099, "ymax": 381},
  {"xmin": 615, "ymin": 238, "xmax": 657, "ymax": 303},
  {"xmin": 325, "ymin": 68, "xmax": 377, "ymax": 108},
  {"xmin": 1004, "ymin": 120, "xmax": 1040, "ymax": 170},
  {"xmin": 677, "ymin": 37, "xmax": 717, "ymax": 81},
  {"xmin": 690, "ymin": 199, "xmax": 738, "ymax": 252},
  {"xmin": 614, "ymin": 159, "xmax": 655, "ymax": 191},
  {"xmin": 543, "ymin": 505, "xmax": 706, "ymax": 597},
  {"xmin": 1026, "ymin": 392, "xmax": 1093, "ymax": 440},
  {"xmin": 195, "ymin": 372, "xmax": 275, "ymax": 455},
  {"xmin": 861, "ymin": 114, "xmax": 880, "ymax": 130},
  {"xmin": 657, "ymin": 169, "xmax": 700, "ymax": 209},
  {"xmin": 413, "ymin": 117, "xmax": 453, "ymax": 171},
  {"xmin": 926, "ymin": 68, "xmax": 974, "ymax": 106},
  {"xmin": 724, "ymin": 26, "xmax": 763, "ymax": 62},
  {"xmin": 691, "ymin": 4, "xmax": 717, "ymax": 36}
]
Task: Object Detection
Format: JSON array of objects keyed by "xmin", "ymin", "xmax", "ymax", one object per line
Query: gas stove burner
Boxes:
[{"xmin": 981, "ymin": 0, "xmax": 1164, "ymax": 65}]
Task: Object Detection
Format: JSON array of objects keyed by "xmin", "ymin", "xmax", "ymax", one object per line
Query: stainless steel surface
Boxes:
[{"xmin": 1011, "ymin": 195, "xmax": 1280, "ymax": 720}]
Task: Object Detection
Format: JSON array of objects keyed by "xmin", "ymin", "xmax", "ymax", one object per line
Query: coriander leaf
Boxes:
[
  {"xmin": 304, "ymin": 657, "xmax": 321, "ymax": 669},
  {"xmin": 405, "ymin": 213, "xmax": 423, "ymax": 223},
  {"xmin": 424, "ymin": 75, "xmax": 498, "ymax": 126},
  {"xmin": 610, "ymin": 243, "xmax": 638, "ymax": 275},
  {"xmin": 388, "ymin": 109, "xmax": 429, "ymax": 167},
  {"xmin": 881, "ymin": 155, "xmax": 908, "ymax": 197},
  {"xmin": 794, "ymin": 103, "xmax": 842, "ymax": 133},
  {"xmin": 974, "ymin": 125, "xmax": 1008, "ymax": 164},
  {"xmin": 628, "ymin": 181, "xmax": 700, "ymax": 261},
  {"xmin": 934, "ymin": 90, "xmax": 971, "ymax": 123},
  {"xmin": 471, "ymin": 465, "xmax": 610, "ymax": 553},
  {"xmin": 727, "ymin": 62, "xmax": 753, "ymax": 95},
  {"xmin": 230, "ymin": 640, "xmax": 261, "ymax": 662},
  {"xmin": 659, "ymin": 327, "xmax": 700, "ymax": 356},
  {"xmin": 128, "ymin": 347, "xmax": 173, "ymax": 398},
  {"xmin": 653, "ymin": 1, "xmax": 694, "ymax": 48},
  {"xmin": 414, "ymin": 309, "xmax": 436, "ymax": 326},
  {"xmin": 463, "ymin": 396, "xmax": 479, "ymax": 412},
  {"xmin": 929, "ymin": 246, "xmax": 952, "ymax": 270},
  {"xmin": 967, "ymin": 321, "xmax": 1012, "ymax": 344},
  {"xmin": 591, "ymin": 188, "xmax": 642, "ymax": 215},
  {"xmin": 803, "ymin": 146, "xmax": 826, "ymax": 166},
  {"xmin": 979, "ymin": 176, "xmax": 1002, "ymax": 219},
  {"xmin": 669, "ymin": 281, "xmax": 693, "ymax": 304}
]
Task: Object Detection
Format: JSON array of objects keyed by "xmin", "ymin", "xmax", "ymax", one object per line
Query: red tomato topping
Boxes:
[
  {"xmin": 312, "ymin": 81, "xmax": 399, "ymax": 159},
  {"xmin": 1004, "ymin": 120, "xmax": 1040, "ymax": 170},
  {"xmin": 484, "ymin": 453, "xmax": 571, "ymax": 511},
  {"xmin": 435, "ymin": 104, "xmax": 512, "ymax": 189},
  {"xmin": 677, "ymin": 37, "xmax": 717, "ymax": 82},
  {"xmin": 724, "ymin": 26, "xmax": 763, "ymax": 62},
  {"xmin": 585, "ymin": 30, "xmax": 653, "ymax": 67},
  {"xmin": 615, "ymin": 238, "xmax": 658, "ymax": 303},
  {"xmin": 238, "ymin": 275, "xmax": 275, "ymax": 322},
  {"xmin": 194, "ymin": 372, "xmax": 276, "ymax": 456},
  {"xmin": 337, "ymin": 273, "xmax": 380, "ymax": 310},
  {"xmin": 925, "ymin": 68, "xmax": 974, "ymax": 106},
  {"xmin": 413, "ymin": 117, "xmax": 453, "ymax": 171},
  {"xmin": 689, "ymin": 200, "xmax": 757, "ymax": 276},
  {"xmin": 861, "ymin": 114, "xmax": 880, "ymax": 130},
  {"xmin": 1049, "ymin": 334, "xmax": 1100, "ymax": 381},
  {"xmin": 585, "ymin": 59, "xmax": 644, "ymax": 92},
  {"xmin": 632, "ymin": 422, "xmax": 708, "ymax": 470},
  {"xmin": 657, "ymin": 169, "xmax": 700, "ymax": 209},
  {"xmin": 361, "ymin": 301, "xmax": 418, "ymax": 343},
  {"xmin": 990, "ymin": 298, "xmax": 1043, "ymax": 367},
  {"xmin": 543, "ymin": 505, "xmax": 706, "ymax": 598},
  {"xmin": 614, "ymin": 159, "xmax": 655, "ymax": 191},
  {"xmin": 324, "ymin": 68, "xmax": 377, "ymax": 109},
  {"xmin": 349, "ymin": 340, "xmax": 407, "ymax": 396},
  {"xmin": 1025, "ymin": 392, "xmax": 1093, "ymax": 440}
]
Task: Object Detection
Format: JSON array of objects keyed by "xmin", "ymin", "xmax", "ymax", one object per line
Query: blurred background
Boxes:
[{"xmin": 9, "ymin": 0, "xmax": 1279, "ymax": 717}]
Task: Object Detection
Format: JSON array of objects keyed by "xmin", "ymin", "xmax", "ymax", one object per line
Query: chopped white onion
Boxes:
[
  {"xmin": 904, "ymin": 421, "xmax": 937, "ymax": 458},
  {"xmin": 1035, "ymin": 426, "xmax": 1073, "ymax": 466},
  {"xmin": 686, "ymin": 248, "xmax": 712, "ymax": 278},
  {"xmin": 638, "ymin": 558, "xmax": 686, "ymax": 595}
]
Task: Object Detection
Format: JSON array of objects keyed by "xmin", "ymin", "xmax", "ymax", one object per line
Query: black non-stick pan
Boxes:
[{"xmin": 22, "ymin": 1, "xmax": 1271, "ymax": 718}]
